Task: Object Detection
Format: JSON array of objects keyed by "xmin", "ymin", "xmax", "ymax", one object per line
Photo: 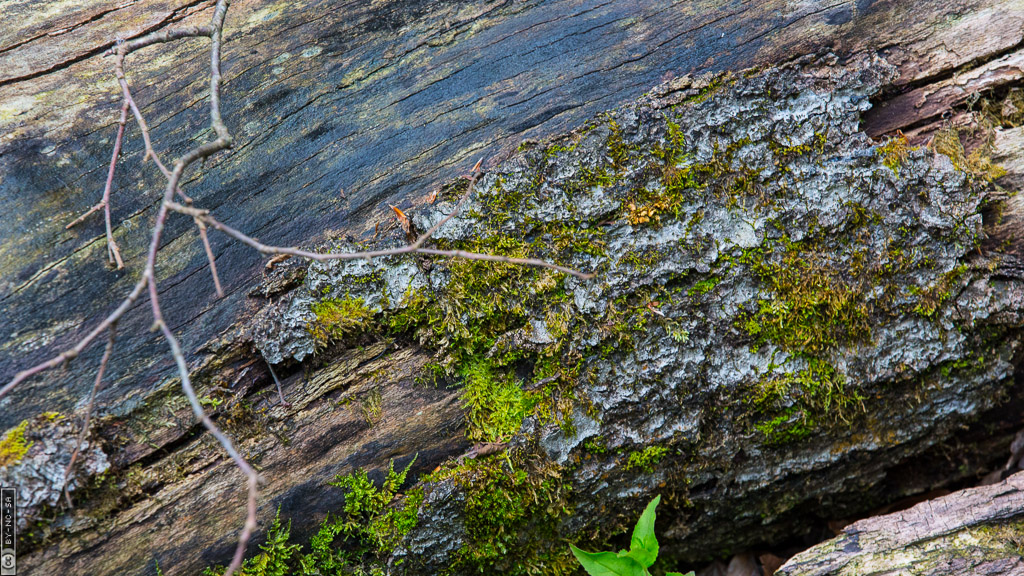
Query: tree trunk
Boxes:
[{"xmin": 1, "ymin": 1, "xmax": 1023, "ymax": 575}]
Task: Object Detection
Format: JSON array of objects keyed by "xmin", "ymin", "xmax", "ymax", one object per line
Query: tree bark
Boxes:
[
  {"xmin": 1, "ymin": 1, "xmax": 1023, "ymax": 575},
  {"xmin": 778, "ymin": 471, "xmax": 1024, "ymax": 576}
]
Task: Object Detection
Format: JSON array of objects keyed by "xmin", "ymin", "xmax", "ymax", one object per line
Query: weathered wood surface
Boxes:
[
  {"xmin": 779, "ymin": 471, "xmax": 1024, "ymax": 576},
  {"xmin": 4, "ymin": 0, "xmax": 1024, "ymax": 424},
  {"xmin": 1, "ymin": 1, "xmax": 1023, "ymax": 575}
]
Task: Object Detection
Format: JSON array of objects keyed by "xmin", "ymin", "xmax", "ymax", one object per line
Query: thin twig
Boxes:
[
  {"xmin": 114, "ymin": 41, "xmax": 193, "ymax": 204},
  {"xmin": 6, "ymin": 1, "xmax": 594, "ymax": 575},
  {"xmin": 67, "ymin": 100, "xmax": 129, "ymax": 269},
  {"xmin": 197, "ymin": 219, "xmax": 224, "ymax": 297},
  {"xmin": 166, "ymin": 202, "xmax": 594, "ymax": 279},
  {"xmin": 63, "ymin": 323, "xmax": 117, "ymax": 508},
  {"xmin": 0, "ymin": 276, "xmax": 147, "ymax": 400},
  {"xmin": 409, "ymin": 157, "xmax": 483, "ymax": 249},
  {"xmin": 110, "ymin": 24, "xmax": 214, "ymax": 56},
  {"xmin": 264, "ymin": 357, "xmax": 290, "ymax": 407}
]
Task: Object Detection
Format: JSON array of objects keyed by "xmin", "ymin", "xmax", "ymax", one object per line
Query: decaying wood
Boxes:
[
  {"xmin": 778, "ymin": 471, "xmax": 1024, "ymax": 576},
  {"xmin": 2, "ymin": 1, "xmax": 1024, "ymax": 575}
]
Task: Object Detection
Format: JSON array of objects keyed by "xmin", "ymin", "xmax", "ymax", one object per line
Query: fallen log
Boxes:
[
  {"xmin": 778, "ymin": 471, "xmax": 1024, "ymax": 576},
  {"xmin": 2, "ymin": 1, "xmax": 1023, "ymax": 575}
]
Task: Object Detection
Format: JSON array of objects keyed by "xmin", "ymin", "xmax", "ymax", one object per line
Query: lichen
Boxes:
[
  {"xmin": 0, "ymin": 420, "xmax": 32, "ymax": 468},
  {"xmin": 251, "ymin": 54, "xmax": 1014, "ymax": 572}
]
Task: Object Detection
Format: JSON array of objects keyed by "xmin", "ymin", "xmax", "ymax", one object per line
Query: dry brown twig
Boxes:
[{"xmin": 4, "ymin": 1, "xmax": 593, "ymax": 574}]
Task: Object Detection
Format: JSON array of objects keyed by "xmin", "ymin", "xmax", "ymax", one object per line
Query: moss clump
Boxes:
[
  {"xmin": 929, "ymin": 123, "xmax": 1007, "ymax": 182},
  {"xmin": 202, "ymin": 460, "xmax": 421, "ymax": 576},
  {"xmin": 202, "ymin": 509, "xmax": 300, "ymax": 576},
  {"xmin": 319, "ymin": 457, "xmax": 424, "ymax": 558},
  {"xmin": 0, "ymin": 420, "xmax": 32, "ymax": 468},
  {"xmin": 748, "ymin": 357, "xmax": 863, "ymax": 444},
  {"xmin": 453, "ymin": 457, "xmax": 575, "ymax": 575},
  {"xmin": 877, "ymin": 133, "xmax": 911, "ymax": 173},
  {"xmin": 308, "ymin": 296, "xmax": 375, "ymax": 350},
  {"xmin": 625, "ymin": 445, "xmax": 669, "ymax": 473},
  {"xmin": 461, "ymin": 359, "xmax": 539, "ymax": 443},
  {"xmin": 738, "ymin": 244, "xmax": 871, "ymax": 355},
  {"xmin": 910, "ymin": 264, "xmax": 969, "ymax": 318},
  {"xmin": 681, "ymin": 74, "xmax": 732, "ymax": 105},
  {"xmin": 687, "ymin": 275, "xmax": 721, "ymax": 297}
]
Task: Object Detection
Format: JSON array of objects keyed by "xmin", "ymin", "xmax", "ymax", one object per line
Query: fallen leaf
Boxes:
[
  {"xmin": 389, "ymin": 204, "xmax": 411, "ymax": 233},
  {"xmin": 265, "ymin": 254, "xmax": 292, "ymax": 270}
]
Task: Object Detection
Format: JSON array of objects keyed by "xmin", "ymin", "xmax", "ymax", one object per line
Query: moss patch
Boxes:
[{"xmin": 308, "ymin": 296, "xmax": 375, "ymax": 350}]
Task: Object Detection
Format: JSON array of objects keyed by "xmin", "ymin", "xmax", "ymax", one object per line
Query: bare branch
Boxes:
[
  {"xmin": 66, "ymin": 100, "xmax": 130, "ymax": 268},
  {"xmin": 264, "ymin": 357, "xmax": 290, "ymax": 407},
  {"xmin": 63, "ymin": 323, "xmax": 117, "ymax": 508},
  {"xmin": 409, "ymin": 156, "xmax": 483, "ymax": 249},
  {"xmin": 166, "ymin": 202, "xmax": 595, "ymax": 279},
  {"xmin": 197, "ymin": 219, "xmax": 224, "ymax": 297},
  {"xmin": 110, "ymin": 25, "xmax": 214, "ymax": 56},
  {"xmin": 0, "ymin": 276, "xmax": 146, "ymax": 401},
  {"xmin": 114, "ymin": 41, "xmax": 193, "ymax": 204},
  {"xmin": 8, "ymin": 1, "xmax": 595, "ymax": 574}
]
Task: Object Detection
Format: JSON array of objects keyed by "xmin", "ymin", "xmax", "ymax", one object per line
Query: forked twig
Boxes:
[
  {"xmin": 5, "ymin": 1, "xmax": 593, "ymax": 575},
  {"xmin": 67, "ymin": 99, "xmax": 129, "ymax": 269}
]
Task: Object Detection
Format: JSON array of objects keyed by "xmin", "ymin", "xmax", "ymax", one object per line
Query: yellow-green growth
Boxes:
[
  {"xmin": 0, "ymin": 420, "xmax": 32, "ymax": 468},
  {"xmin": 202, "ymin": 509, "xmax": 301, "ymax": 576},
  {"xmin": 461, "ymin": 359, "xmax": 538, "ymax": 442},
  {"xmin": 929, "ymin": 125, "xmax": 1007, "ymax": 181},
  {"xmin": 455, "ymin": 458, "xmax": 575, "ymax": 575},
  {"xmin": 877, "ymin": 134, "xmax": 911, "ymax": 173},
  {"xmin": 687, "ymin": 275, "xmax": 721, "ymax": 297},
  {"xmin": 911, "ymin": 264, "xmax": 968, "ymax": 318},
  {"xmin": 289, "ymin": 457, "xmax": 423, "ymax": 573},
  {"xmin": 308, "ymin": 296, "xmax": 374, "ymax": 349},
  {"xmin": 749, "ymin": 358, "xmax": 863, "ymax": 444},
  {"xmin": 740, "ymin": 246, "xmax": 870, "ymax": 355},
  {"xmin": 625, "ymin": 445, "xmax": 668, "ymax": 473}
]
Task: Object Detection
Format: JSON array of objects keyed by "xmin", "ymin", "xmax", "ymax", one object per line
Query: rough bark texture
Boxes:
[
  {"xmin": 1, "ymin": 1, "xmax": 1023, "ymax": 575},
  {"xmin": 778, "ymin": 471, "xmax": 1024, "ymax": 576}
]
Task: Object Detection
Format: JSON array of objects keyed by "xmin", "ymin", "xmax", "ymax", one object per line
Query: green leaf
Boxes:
[
  {"xmin": 628, "ymin": 495, "xmax": 661, "ymax": 568},
  {"xmin": 666, "ymin": 572, "xmax": 695, "ymax": 576},
  {"xmin": 569, "ymin": 544, "xmax": 647, "ymax": 576}
]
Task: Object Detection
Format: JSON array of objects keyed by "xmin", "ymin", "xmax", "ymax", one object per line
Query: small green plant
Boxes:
[
  {"xmin": 569, "ymin": 495, "xmax": 693, "ymax": 576},
  {"xmin": 202, "ymin": 508, "xmax": 300, "ymax": 576}
]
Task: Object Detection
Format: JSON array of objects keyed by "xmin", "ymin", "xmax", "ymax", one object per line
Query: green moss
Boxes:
[
  {"xmin": 461, "ymin": 358, "xmax": 539, "ymax": 443},
  {"xmin": 681, "ymin": 75, "xmax": 732, "ymax": 105},
  {"xmin": 453, "ymin": 457, "xmax": 575, "ymax": 575},
  {"xmin": 754, "ymin": 409, "xmax": 815, "ymax": 445},
  {"xmin": 876, "ymin": 133, "xmax": 911, "ymax": 174},
  {"xmin": 911, "ymin": 264, "xmax": 968, "ymax": 318},
  {"xmin": 203, "ymin": 509, "xmax": 301, "ymax": 576},
  {"xmin": 748, "ymin": 357, "xmax": 863, "ymax": 445},
  {"xmin": 202, "ymin": 460, "xmax": 421, "ymax": 576},
  {"xmin": 582, "ymin": 436, "xmax": 608, "ymax": 454},
  {"xmin": 687, "ymin": 276, "xmax": 721, "ymax": 297},
  {"xmin": 0, "ymin": 420, "xmax": 32, "ymax": 468},
  {"xmin": 625, "ymin": 445, "xmax": 669, "ymax": 473},
  {"xmin": 738, "ymin": 243, "xmax": 871, "ymax": 355},
  {"xmin": 606, "ymin": 118, "xmax": 630, "ymax": 168},
  {"xmin": 769, "ymin": 132, "xmax": 827, "ymax": 162},
  {"xmin": 308, "ymin": 296, "xmax": 375, "ymax": 350}
]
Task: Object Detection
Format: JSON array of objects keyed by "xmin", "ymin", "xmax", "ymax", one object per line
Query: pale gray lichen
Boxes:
[
  {"xmin": 256, "ymin": 53, "xmax": 1022, "ymax": 572},
  {"xmin": 0, "ymin": 414, "xmax": 109, "ymax": 530}
]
